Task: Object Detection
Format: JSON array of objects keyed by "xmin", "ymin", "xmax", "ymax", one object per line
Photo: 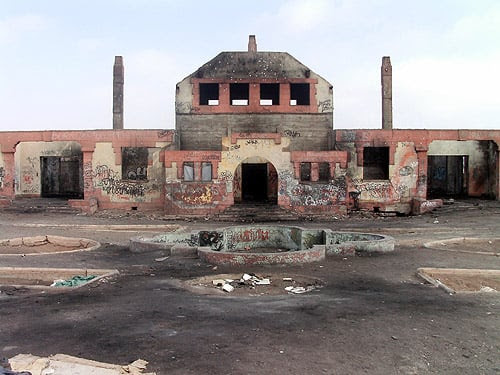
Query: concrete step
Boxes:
[
  {"xmin": 215, "ymin": 203, "xmax": 301, "ymax": 222},
  {"xmin": 1, "ymin": 198, "xmax": 81, "ymax": 214}
]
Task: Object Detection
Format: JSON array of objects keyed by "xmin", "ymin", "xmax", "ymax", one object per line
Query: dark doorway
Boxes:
[
  {"xmin": 41, "ymin": 156, "xmax": 83, "ymax": 198},
  {"xmin": 427, "ymin": 156, "xmax": 468, "ymax": 198},
  {"xmin": 242, "ymin": 163, "xmax": 268, "ymax": 202}
]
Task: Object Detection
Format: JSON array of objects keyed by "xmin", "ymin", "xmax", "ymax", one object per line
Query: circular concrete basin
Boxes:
[{"xmin": 130, "ymin": 225, "xmax": 394, "ymax": 265}]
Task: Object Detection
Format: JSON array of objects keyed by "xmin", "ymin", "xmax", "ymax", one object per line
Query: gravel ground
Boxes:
[{"xmin": 0, "ymin": 199, "xmax": 499, "ymax": 374}]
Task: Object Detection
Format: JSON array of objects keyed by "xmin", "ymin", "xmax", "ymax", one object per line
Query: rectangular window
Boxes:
[
  {"xmin": 201, "ymin": 162, "xmax": 212, "ymax": 181},
  {"xmin": 363, "ymin": 147, "xmax": 389, "ymax": 180},
  {"xmin": 300, "ymin": 162, "xmax": 311, "ymax": 181},
  {"xmin": 318, "ymin": 162, "xmax": 330, "ymax": 182},
  {"xmin": 290, "ymin": 83, "xmax": 310, "ymax": 105},
  {"xmin": 199, "ymin": 83, "xmax": 219, "ymax": 105},
  {"xmin": 230, "ymin": 83, "xmax": 249, "ymax": 105},
  {"xmin": 122, "ymin": 147, "xmax": 148, "ymax": 180},
  {"xmin": 183, "ymin": 162, "xmax": 194, "ymax": 181},
  {"xmin": 260, "ymin": 83, "xmax": 280, "ymax": 105}
]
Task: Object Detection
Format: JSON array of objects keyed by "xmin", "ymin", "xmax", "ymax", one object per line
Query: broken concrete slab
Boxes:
[{"xmin": 8, "ymin": 354, "xmax": 156, "ymax": 375}]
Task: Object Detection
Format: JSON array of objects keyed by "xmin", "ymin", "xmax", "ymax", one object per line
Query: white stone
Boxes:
[
  {"xmin": 222, "ymin": 284, "xmax": 234, "ymax": 292},
  {"xmin": 255, "ymin": 278, "xmax": 270, "ymax": 285}
]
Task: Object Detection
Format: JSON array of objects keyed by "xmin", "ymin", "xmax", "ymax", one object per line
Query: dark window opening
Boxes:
[
  {"xmin": 199, "ymin": 83, "xmax": 219, "ymax": 105},
  {"xmin": 260, "ymin": 83, "xmax": 280, "ymax": 105},
  {"xmin": 201, "ymin": 162, "xmax": 212, "ymax": 181},
  {"xmin": 230, "ymin": 83, "xmax": 249, "ymax": 105},
  {"xmin": 300, "ymin": 162, "xmax": 311, "ymax": 181},
  {"xmin": 290, "ymin": 83, "xmax": 310, "ymax": 105},
  {"xmin": 363, "ymin": 147, "xmax": 389, "ymax": 180},
  {"xmin": 183, "ymin": 162, "xmax": 194, "ymax": 181},
  {"xmin": 122, "ymin": 147, "xmax": 148, "ymax": 180},
  {"xmin": 318, "ymin": 162, "xmax": 330, "ymax": 182}
]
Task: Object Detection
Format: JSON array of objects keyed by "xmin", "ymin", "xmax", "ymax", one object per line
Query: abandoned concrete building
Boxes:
[{"xmin": 0, "ymin": 36, "xmax": 499, "ymax": 217}]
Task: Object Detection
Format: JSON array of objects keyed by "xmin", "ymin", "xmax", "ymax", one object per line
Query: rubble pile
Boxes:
[{"xmin": 212, "ymin": 273, "xmax": 320, "ymax": 294}]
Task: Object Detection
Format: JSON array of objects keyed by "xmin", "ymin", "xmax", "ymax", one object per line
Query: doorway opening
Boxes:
[
  {"xmin": 235, "ymin": 162, "xmax": 278, "ymax": 204},
  {"xmin": 427, "ymin": 155, "xmax": 468, "ymax": 199},
  {"xmin": 41, "ymin": 156, "xmax": 83, "ymax": 199}
]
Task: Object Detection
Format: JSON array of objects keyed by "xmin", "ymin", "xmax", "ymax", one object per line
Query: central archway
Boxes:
[{"xmin": 234, "ymin": 157, "xmax": 278, "ymax": 205}]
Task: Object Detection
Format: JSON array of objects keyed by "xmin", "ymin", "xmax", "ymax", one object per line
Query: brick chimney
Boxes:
[
  {"xmin": 248, "ymin": 35, "xmax": 257, "ymax": 52},
  {"xmin": 113, "ymin": 56, "xmax": 124, "ymax": 130},
  {"xmin": 381, "ymin": 56, "xmax": 392, "ymax": 130}
]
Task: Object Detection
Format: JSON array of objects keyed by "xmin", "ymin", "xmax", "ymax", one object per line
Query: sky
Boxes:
[{"xmin": 1, "ymin": 0, "xmax": 499, "ymax": 131}]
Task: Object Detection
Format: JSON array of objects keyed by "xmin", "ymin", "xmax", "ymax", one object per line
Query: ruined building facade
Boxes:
[{"xmin": 1, "ymin": 36, "xmax": 499, "ymax": 216}]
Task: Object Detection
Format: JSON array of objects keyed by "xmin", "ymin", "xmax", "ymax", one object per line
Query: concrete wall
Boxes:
[
  {"xmin": 176, "ymin": 113, "xmax": 332, "ymax": 151},
  {"xmin": 162, "ymin": 133, "xmax": 348, "ymax": 216},
  {"xmin": 14, "ymin": 141, "xmax": 82, "ymax": 196},
  {"xmin": 1, "ymin": 129, "xmax": 499, "ymax": 214},
  {"xmin": 0, "ymin": 146, "xmax": 5, "ymax": 195},
  {"xmin": 87, "ymin": 142, "xmax": 165, "ymax": 208},
  {"xmin": 428, "ymin": 140, "xmax": 496, "ymax": 197},
  {"xmin": 175, "ymin": 52, "xmax": 333, "ymax": 115},
  {"xmin": 175, "ymin": 51, "xmax": 333, "ymax": 153}
]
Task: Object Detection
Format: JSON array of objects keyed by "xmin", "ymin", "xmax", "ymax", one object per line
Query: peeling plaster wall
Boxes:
[
  {"xmin": 89, "ymin": 143, "xmax": 164, "ymax": 204},
  {"xmin": 340, "ymin": 141, "xmax": 418, "ymax": 213},
  {"xmin": 14, "ymin": 141, "xmax": 81, "ymax": 196},
  {"xmin": 428, "ymin": 140, "xmax": 495, "ymax": 197}
]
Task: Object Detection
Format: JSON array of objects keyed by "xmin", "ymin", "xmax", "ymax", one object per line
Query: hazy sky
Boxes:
[{"xmin": 1, "ymin": 0, "xmax": 499, "ymax": 131}]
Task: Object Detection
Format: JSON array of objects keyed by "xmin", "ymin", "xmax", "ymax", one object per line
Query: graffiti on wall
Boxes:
[
  {"xmin": 219, "ymin": 170, "xmax": 233, "ymax": 181},
  {"xmin": 283, "ymin": 130, "xmax": 301, "ymax": 138},
  {"xmin": 399, "ymin": 166, "xmax": 414, "ymax": 177},
  {"xmin": 171, "ymin": 183, "xmax": 222, "ymax": 206},
  {"xmin": 229, "ymin": 228, "xmax": 270, "ymax": 243},
  {"xmin": 0, "ymin": 167, "xmax": 4, "ymax": 189},
  {"xmin": 92, "ymin": 164, "xmax": 146, "ymax": 197},
  {"xmin": 279, "ymin": 169, "xmax": 347, "ymax": 206},
  {"xmin": 350, "ymin": 177, "xmax": 413, "ymax": 201},
  {"xmin": 318, "ymin": 99, "xmax": 333, "ymax": 113},
  {"xmin": 199, "ymin": 231, "xmax": 224, "ymax": 251},
  {"xmin": 21, "ymin": 156, "xmax": 38, "ymax": 194}
]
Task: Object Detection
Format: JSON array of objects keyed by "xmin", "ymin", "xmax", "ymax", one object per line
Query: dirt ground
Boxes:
[{"xmin": 0, "ymin": 199, "xmax": 499, "ymax": 374}]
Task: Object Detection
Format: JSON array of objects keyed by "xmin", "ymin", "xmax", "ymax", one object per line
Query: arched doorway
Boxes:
[{"xmin": 234, "ymin": 158, "xmax": 278, "ymax": 204}]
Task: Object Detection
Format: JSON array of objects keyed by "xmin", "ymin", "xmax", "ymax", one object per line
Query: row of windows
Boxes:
[
  {"xmin": 121, "ymin": 147, "xmax": 390, "ymax": 182},
  {"xmin": 199, "ymin": 83, "xmax": 310, "ymax": 106}
]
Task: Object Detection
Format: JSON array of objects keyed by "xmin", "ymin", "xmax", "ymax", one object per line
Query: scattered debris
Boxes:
[
  {"xmin": 154, "ymin": 257, "xmax": 168, "ymax": 262},
  {"xmin": 254, "ymin": 278, "xmax": 270, "ymax": 285},
  {"xmin": 222, "ymin": 284, "xmax": 234, "ymax": 293},
  {"xmin": 51, "ymin": 275, "xmax": 96, "ymax": 287},
  {"xmin": 282, "ymin": 277, "xmax": 293, "ymax": 282},
  {"xmin": 479, "ymin": 286, "xmax": 496, "ymax": 293},
  {"xmin": 211, "ymin": 273, "xmax": 273, "ymax": 293},
  {"xmin": 212, "ymin": 279, "xmax": 225, "ymax": 286}
]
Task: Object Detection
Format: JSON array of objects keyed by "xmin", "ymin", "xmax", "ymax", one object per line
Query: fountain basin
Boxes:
[{"xmin": 130, "ymin": 225, "xmax": 394, "ymax": 265}]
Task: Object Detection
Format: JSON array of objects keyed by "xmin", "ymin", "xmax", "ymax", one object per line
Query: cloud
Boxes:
[{"xmin": 0, "ymin": 14, "xmax": 49, "ymax": 44}]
